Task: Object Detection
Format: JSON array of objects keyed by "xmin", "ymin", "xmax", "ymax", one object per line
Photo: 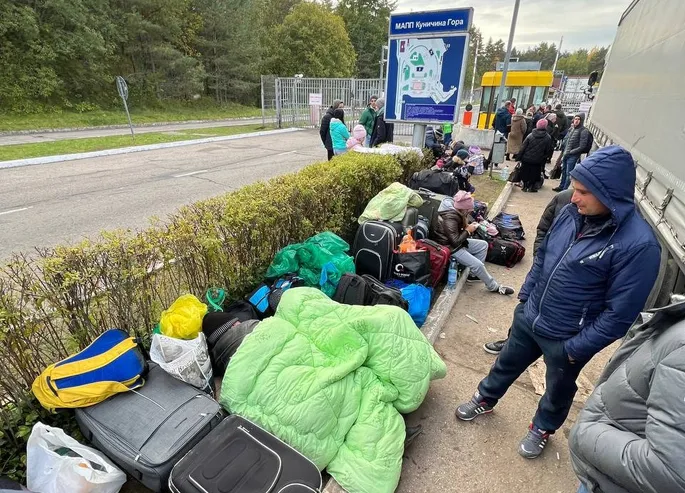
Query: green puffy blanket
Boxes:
[
  {"xmin": 220, "ymin": 288, "xmax": 446, "ymax": 493},
  {"xmin": 358, "ymin": 182, "xmax": 424, "ymax": 224}
]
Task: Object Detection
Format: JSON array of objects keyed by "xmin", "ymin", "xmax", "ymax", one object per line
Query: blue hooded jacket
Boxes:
[{"xmin": 519, "ymin": 146, "xmax": 661, "ymax": 362}]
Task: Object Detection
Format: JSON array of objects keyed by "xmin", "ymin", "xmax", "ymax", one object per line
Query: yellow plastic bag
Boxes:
[{"xmin": 159, "ymin": 294, "xmax": 208, "ymax": 340}]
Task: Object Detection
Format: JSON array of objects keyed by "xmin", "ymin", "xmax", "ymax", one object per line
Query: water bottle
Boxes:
[
  {"xmin": 500, "ymin": 165, "xmax": 510, "ymax": 181},
  {"xmin": 448, "ymin": 258, "xmax": 458, "ymax": 289}
]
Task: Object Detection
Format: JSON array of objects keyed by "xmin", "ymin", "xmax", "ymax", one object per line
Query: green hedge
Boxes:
[{"xmin": 0, "ymin": 148, "xmax": 431, "ymax": 481}]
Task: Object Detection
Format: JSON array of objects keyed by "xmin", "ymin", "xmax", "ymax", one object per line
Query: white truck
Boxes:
[{"xmin": 586, "ymin": 0, "xmax": 685, "ymax": 305}]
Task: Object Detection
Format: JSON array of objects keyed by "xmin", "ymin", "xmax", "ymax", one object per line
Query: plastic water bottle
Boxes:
[
  {"xmin": 500, "ymin": 165, "xmax": 510, "ymax": 181},
  {"xmin": 447, "ymin": 258, "xmax": 458, "ymax": 289}
]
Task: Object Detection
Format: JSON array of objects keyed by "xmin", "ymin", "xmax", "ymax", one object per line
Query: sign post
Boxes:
[
  {"xmin": 309, "ymin": 93, "xmax": 323, "ymax": 125},
  {"xmin": 115, "ymin": 76, "xmax": 135, "ymax": 141},
  {"xmin": 385, "ymin": 8, "xmax": 473, "ymax": 147}
]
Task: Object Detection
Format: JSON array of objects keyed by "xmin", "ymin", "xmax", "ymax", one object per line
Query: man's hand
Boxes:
[{"xmin": 466, "ymin": 223, "xmax": 479, "ymax": 234}]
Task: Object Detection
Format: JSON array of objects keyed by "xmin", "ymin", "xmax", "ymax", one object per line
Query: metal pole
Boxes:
[
  {"xmin": 551, "ymin": 35, "xmax": 564, "ymax": 74},
  {"xmin": 123, "ymin": 101, "xmax": 134, "ymax": 141},
  {"xmin": 469, "ymin": 38, "xmax": 479, "ymax": 103},
  {"xmin": 275, "ymin": 78, "xmax": 282, "ymax": 129},
  {"xmin": 412, "ymin": 124, "xmax": 426, "ymax": 149},
  {"xmin": 260, "ymin": 75, "xmax": 266, "ymax": 127},
  {"xmin": 490, "ymin": 0, "xmax": 520, "ymax": 179}
]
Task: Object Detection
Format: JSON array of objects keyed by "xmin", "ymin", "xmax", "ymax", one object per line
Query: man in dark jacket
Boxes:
[
  {"xmin": 570, "ymin": 297, "xmax": 685, "ymax": 493},
  {"xmin": 424, "ymin": 126, "xmax": 444, "ymax": 158},
  {"xmin": 554, "ymin": 113, "xmax": 592, "ymax": 191},
  {"xmin": 554, "ymin": 104, "xmax": 570, "ymax": 142},
  {"xmin": 320, "ymin": 99, "xmax": 343, "ymax": 160},
  {"xmin": 370, "ymin": 97, "xmax": 394, "ymax": 147},
  {"xmin": 483, "ymin": 188, "xmax": 573, "ymax": 355},
  {"xmin": 517, "ymin": 118, "xmax": 554, "ymax": 192},
  {"xmin": 457, "ymin": 146, "xmax": 661, "ymax": 459},
  {"xmin": 493, "ymin": 101, "xmax": 512, "ymax": 137}
]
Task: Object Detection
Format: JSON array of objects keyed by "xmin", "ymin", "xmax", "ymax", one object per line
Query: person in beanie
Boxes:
[
  {"xmin": 456, "ymin": 146, "xmax": 661, "ymax": 460},
  {"xmin": 370, "ymin": 97, "xmax": 394, "ymax": 147},
  {"xmin": 433, "ymin": 191, "xmax": 514, "ymax": 296},
  {"xmin": 517, "ymin": 118, "xmax": 554, "ymax": 192},
  {"xmin": 358, "ymin": 95, "xmax": 377, "ymax": 147},
  {"xmin": 507, "ymin": 108, "xmax": 527, "ymax": 161},
  {"xmin": 320, "ymin": 99, "xmax": 343, "ymax": 160},
  {"xmin": 346, "ymin": 124, "xmax": 367, "ymax": 150}
]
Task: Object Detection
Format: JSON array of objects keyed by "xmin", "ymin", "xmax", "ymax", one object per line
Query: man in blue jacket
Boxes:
[
  {"xmin": 493, "ymin": 101, "xmax": 512, "ymax": 137},
  {"xmin": 455, "ymin": 146, "xmax": 661, "ymax": 459}
]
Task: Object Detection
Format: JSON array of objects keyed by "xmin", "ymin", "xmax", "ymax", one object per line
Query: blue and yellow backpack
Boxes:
[{"xmin": 32, "ymin": 329, "xmax": 147, "ymax": 412}]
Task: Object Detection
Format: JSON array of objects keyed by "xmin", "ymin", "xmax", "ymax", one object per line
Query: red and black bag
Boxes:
[
  {"xmin": 416, "ymin": 239, "xmax": 451, "ymax": 287},
  {"xmin": 486, "ymin": 238, "xmax": 526, "ymax": 267}
]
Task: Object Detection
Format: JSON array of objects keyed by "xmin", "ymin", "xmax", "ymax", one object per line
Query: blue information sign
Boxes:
[
  {"xmin": 389, "ymin": 9, "xmax": 471, "ymax": 36},
  {"xmin": 384, "ymin": 8, "xmax": 472, "ymax": 124}
]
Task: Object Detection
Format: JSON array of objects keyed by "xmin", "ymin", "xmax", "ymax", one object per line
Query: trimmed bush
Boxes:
[{"xmin": 0, "ymin": 148, "xmax": 431, "ymax": 481}]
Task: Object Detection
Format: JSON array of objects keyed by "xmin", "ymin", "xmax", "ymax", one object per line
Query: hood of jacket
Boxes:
[
  {"xmin": 438, "ymin": 197, "xmax": 455, "ymax": 212},
  {"xmin": 496, "ymin": 107, "xmax": 509, "ymax": 118},
  {"xmin": 511, "ymin": 114, "xmax": 525, "ymax": 123},
  {"xmin": 570, "ymin": 145, "xmax": 635, "ymax": 226},
  {"xmin": 573, "ymin": 112, "xmax": 586, "ymax": 128},
  {"xmin": 531, "ymin": 128, "xmax": 548, "ymax": 139}
]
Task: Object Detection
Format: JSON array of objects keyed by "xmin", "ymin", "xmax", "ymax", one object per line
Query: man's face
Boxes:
[
  {"xmin": 573, "ymin": 116, "xmax": 581, "ymax": 127},
  {"xmin": 370, "ymin": 98, "xmax": 377, "ymax": 108},
  {"xmin": 571, "ymin": 179, "xmax": 610, "ymax": 216},
  {"xmin": 338, "ymin": 102, "xmax": 345, "ymax": 109}
]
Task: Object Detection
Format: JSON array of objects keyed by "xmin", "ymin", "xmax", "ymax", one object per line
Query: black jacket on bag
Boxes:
[
  {"xmin": 370, "ymin": 108, "xmax": 394, "ymax": 147},
  {"xmin": 518, "ymin": 128, "xmax": 554, "ymax": 166},
  {"xmin": 319, "ymin": 107, "xmax": 335, "ymax": 151},
  {"xmin": 533, "ymin": 189, "xmax": 573, "ymax": 256}
]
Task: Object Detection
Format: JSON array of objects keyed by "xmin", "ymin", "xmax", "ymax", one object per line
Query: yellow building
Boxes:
[{"xmin": 478, "ymin": 70, "xmax": 554, "ymax": 129}]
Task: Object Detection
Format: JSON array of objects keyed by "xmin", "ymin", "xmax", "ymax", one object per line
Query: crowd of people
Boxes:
[{"xmin": 318, "ymin": 96, "xmax": 395, "ymax": 160}]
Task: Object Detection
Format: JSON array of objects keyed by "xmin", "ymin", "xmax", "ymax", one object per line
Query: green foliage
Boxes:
[
  {"xmin": 0, "ymin": 124, "xmax": 268, "ymax": 162},
  {"xmin": 268, "ymin": 2, "xmax": 357, "ymax": 77},
  {"xmin": 336, "ymin": 0, "xmax": 395, "ymax": 78},
  {"xmin": 0, "ymin": 149, "xmax": 428, "ymax": 479}
]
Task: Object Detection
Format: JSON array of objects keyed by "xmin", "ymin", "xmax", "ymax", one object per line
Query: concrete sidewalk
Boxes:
[{"xmin": 397, "ymin": 170, "xmax": 616, "ymax": 493}]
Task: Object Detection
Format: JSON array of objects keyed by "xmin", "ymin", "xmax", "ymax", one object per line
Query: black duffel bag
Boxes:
[{"xmin": 409, "ymin": 169, "xmax": 459, "ymax": 196}]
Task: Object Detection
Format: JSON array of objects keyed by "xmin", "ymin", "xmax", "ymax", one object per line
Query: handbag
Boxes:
[
  {"xmin": 508, "ymin": 162, "xmax": 522, "ymax": 183},
  {"xmin": 392, "ymin": 250, "xmax": 431, "ymax": 285}
]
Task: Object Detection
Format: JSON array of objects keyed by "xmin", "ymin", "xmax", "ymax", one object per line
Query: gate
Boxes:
[{"xmin": 260, "ymin": 76, "xmax": 414, "ymax": 136}]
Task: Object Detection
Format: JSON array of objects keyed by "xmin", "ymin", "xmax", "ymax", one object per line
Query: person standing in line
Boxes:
[
  {"xmin": 506, "ymin": 108, "xmax": 527, "ymax": 161},
  {"xmin": 320, "ymin": 99, "xmax": 343, "ymax": 160},
  {"xmin": 456, "ymin": 146, "xmax": 661, "ymax": 460},
  {"xmin": 554, "ymin": 113, "xmax": 591, "ymax": 192},
  {"xmin": 358, "ymin": 95, "xmax": 377, "ymax": 147},
  {"xmin": 433, "ymin": 191, "xmax": 515, "ymax": 296},
  {"xmin": 508, "ymin": 97, "xmax": 517, "ymax": 115},
  {"xmin": 493, "ymin": 101, "xmax": 512, "ymax": 138},
  {"xmin": 517, "ymin": 118, "xmax": 554, "ymax": 192},
  {"xmin": 370, "ymin": 98, "xmax": 394, "ymax": 147},
  {"xmin": 483, "ymin": 187, "xmax": 574, "ymax": 355},
  {"xmin": 329, "ymin": 108, "xmax": 349, "ymax": 156},
  {"xmin": 554, "ymin": 103, "xmax": 570, "ymax": 147},
  {"xmin": 533, "ymin": 104, "xmax": 546, "ymax": 125},
  {"xmin": 569, "ymin": 295, "xmax": 685, "ymax": 493}
]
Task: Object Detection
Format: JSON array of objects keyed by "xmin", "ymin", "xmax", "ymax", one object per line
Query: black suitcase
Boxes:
[
  {"xmin": 333, "ymin": 273, "xmax": 369, "ymax": 305},
  {"xmin": 400, "ymin": 207, "xmax": 419, "ymax": 229},
  {"xmin": 168, "ymin": 415, "xmax": 322, "ymax": 493},
  {"xmin": 75, "ymin": 363, "xmax": 224, "ymax": 492},
  {"xmin": 203, "ymin": 313, "xmax": 260, "ymax": 375},
  {"xmin": 416, "ymin": 189, "xmax": 450, "ymax": 234},
  {"xmin": 352, "ymin": 221, "xmax": 401, "ymax": 281},
  {"xmin": 409, "ymin": 169, "xmax": 458, "ymax": 196}
]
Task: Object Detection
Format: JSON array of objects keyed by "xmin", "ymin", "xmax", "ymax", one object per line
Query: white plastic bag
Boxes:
[
  {"xmin": 150, "ymin": 332, "xmax": 213, "ymax": 393},
  {"xmin": 26, "ymin": 422, "xmax": 126, "ymax": 493}
]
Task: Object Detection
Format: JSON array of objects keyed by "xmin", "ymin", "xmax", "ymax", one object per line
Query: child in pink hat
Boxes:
[{"xmin": 347, "ymin": 125, "xmax": 367, "ymax": 150}]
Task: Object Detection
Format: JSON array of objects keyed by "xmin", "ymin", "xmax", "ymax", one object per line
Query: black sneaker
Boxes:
[
  {"xmin": 483, "ymin": 339, "xmax": 507, "ymax": 354},
  {"xmin": 552, "ymin": 186, "xmax": 562, "ymax": 192},
  {"xmin": 466, "ymin": 274, "xmax": 479, "ymax": 283},
  {"xmin": 518, "ymin": 424, "xmax": 550, "ymax": 459},
  {"xmin": 495, "ymin": 285, "xmax": 515, "ymax": 296},
  {"xmin": 455, "ymin": 393, "xmax": 493, "ymax": 421}
]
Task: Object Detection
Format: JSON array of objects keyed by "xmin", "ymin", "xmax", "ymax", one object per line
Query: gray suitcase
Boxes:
[{"xmin": 75, "ymin": 363, "xmax": 224, "ymax": 492}]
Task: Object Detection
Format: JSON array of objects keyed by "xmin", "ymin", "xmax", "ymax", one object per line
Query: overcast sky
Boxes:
[{"xmin": 393, "ymin": 0, "xmax": 628, "ymax": 51}]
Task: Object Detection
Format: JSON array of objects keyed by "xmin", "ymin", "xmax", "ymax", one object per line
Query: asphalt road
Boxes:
[
  {"xmin": 0, "ymin": 129, "xmax": 326, "ymax": 259},
  {"xmin": 0, "ymin": 118, "xmax": 266, "ymax": 145}
]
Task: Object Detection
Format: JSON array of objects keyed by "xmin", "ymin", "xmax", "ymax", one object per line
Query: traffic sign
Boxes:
[
  {"xmin": 384, "ymin": 8, "xmax": 473, "ymax": 125},
  {"xmin": 116, "ymin": 76, "xmax": 128, "ymax": 101}
]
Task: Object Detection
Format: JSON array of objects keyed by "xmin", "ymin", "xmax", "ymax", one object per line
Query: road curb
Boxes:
[
  {"xmin": 323, "ymin": 177, "xmax": 514, "ymax": 493},
  {"xmin": 0, "ymin": 128, "xmax": 302, "ymax": 170}
]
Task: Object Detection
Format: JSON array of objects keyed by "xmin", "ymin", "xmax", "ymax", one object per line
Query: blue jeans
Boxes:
[
  {"xmin": 365, "ymin": 135, "xmax": 371, "ymax": 147},
  {"xmin": 333, "ymin": 148, "xmax": 347, "ymax": 156},
  {"xmin": 577, "ymin": 484, "xmax": 589, "ymax": 493},
  {"xmin": 559, "ymin": 154, "xmax": 580, "ymax": 190},
  {"xmin": 478, "ymin": 303, "xmax": 586, "ymax": 432}
]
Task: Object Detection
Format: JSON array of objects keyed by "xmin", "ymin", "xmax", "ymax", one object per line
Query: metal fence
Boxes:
[{"xmin": 260, "ymin": 76, "xmax": 414, "ymax": 136}]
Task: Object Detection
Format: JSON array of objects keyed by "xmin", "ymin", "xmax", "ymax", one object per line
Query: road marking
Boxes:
[
  {"xmin": 0, "ymin": 206, "xmax": 33, "ymax": 216},
  {"xmin": 276, "ymin": 150, "xmax": 297, "ymax": 156},
  {"xmin": 173, "ymin": 169, "xmax": 209, "ymax": 178}
]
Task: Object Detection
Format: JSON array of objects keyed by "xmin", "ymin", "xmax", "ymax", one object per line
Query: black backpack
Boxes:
[
  {"xmin": 492, "ymin": 212, "xmax": 525, "ymax": 241},
  {"xmin": 332, "ymin": 273, "xmax": 408, "ymax": 311},
  {"xmin": 582, "ymin": 129, "xmax": 594, "ymax": 154}
]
